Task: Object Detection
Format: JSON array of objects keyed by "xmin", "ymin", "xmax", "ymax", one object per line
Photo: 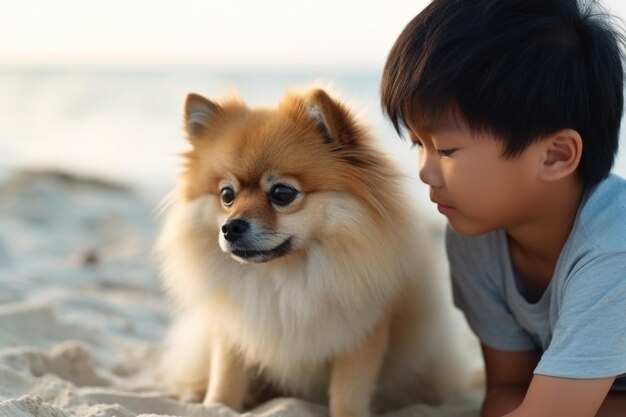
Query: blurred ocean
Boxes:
[
  {"xmin": 1, "ymin": 66, "xmax": 625, "ymax": 210},
  {"xmin": 0, "ymin": 67, "xmax": 416, "ymax": 191}
]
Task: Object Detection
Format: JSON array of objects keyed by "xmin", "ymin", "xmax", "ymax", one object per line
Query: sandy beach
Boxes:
[{"xmin": 0, "ymin": 169, "xmax": 483, "ymax": 417}]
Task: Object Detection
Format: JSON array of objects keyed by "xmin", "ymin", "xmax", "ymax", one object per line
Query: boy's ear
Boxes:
[
  {"xmin": 184, "ymin": 93, "xmax": 221, "ymax": 138},
  {"xmin": 539, "ymin": 129, "xmax": 583, "ymax": 181}
]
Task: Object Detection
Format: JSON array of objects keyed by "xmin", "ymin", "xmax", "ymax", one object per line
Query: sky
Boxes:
[
  {"xmin": 1, "ymin": 0, "xmax": 427, "ymax": 69},
  {"xmin": 4, "ymin": 0, "xmax": 624, "ymax": 70}
]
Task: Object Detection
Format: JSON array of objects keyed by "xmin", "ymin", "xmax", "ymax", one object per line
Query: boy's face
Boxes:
[{"xmin": 407, "ymin": 114, "xmax": 545, "ymax": 236}]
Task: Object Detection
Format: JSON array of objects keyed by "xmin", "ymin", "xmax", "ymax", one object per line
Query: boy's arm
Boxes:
[
  {"xmin": 506, "ymin": 374, "xmax": 615, "ymax": 417},
  {"xmin": 482, "ymin": 344, "xmax": 620, "ymax": 417},
  {"xmin": 481, "ymin": 344, "xmax": 538, "ymax": 416}
]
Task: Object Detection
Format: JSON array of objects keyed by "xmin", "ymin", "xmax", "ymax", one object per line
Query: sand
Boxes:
[{"xmin": 0, "ymin": 170, "xmax": 483, "ymax": 417}]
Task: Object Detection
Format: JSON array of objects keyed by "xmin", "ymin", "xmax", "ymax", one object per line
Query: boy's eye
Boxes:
[
  {"xmin": 269, "ymin": 184, "xmax": 298, "ymax": 206},
  {"xmin": 438, "ymin": 149, "xmax": 457, "ymax": 157},
  {"xmin": 408, "ymin": 132, "xmax": 423, "ymax": 149},
  {"xmin": 220, "ymin": 187, "xmax": 235, "ymax": 206}
]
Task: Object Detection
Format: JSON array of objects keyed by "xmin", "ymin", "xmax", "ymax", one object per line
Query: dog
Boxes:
[{"xmin": 156, "ymin": 88, "xmax": 473, "ymax": 417}]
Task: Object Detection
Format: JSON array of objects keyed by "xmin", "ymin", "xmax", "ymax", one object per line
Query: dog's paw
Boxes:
[
  {"xmin": 330, "ymin": 404, "xmax": 371, "ymax": 417},
  {"xmin": 178, "ymin": 390, "xmax": 204, "ymax": 403}
]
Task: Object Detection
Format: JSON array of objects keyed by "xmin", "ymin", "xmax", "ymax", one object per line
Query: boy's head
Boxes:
[{"xmin": 381, "ymin": 0, "xmax": 625, "ymax": 188}]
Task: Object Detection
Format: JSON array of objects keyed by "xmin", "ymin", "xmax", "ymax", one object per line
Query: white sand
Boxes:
[{"xmin": 0, "ymin": 170, "xmax": 483, "ymax": 417}]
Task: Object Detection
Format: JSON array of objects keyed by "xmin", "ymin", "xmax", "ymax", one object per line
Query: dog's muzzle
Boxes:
[
  {"xmin": 221, "ymin": 219, "xmax": 249, "ymax": 243},
  {"xmin": 220, "ymin": 219, "xmax": 293, "ymax": 263}
]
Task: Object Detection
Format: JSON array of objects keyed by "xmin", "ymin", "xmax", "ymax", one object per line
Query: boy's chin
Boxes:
[{"xmin": 445, "ymin": 218, "xmax": 495, "ymax": 237}]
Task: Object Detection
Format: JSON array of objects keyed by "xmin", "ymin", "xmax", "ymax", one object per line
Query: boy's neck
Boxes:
[{"xmin": 505, "ymin": 177, "xmax": 585, "ymax": 302}]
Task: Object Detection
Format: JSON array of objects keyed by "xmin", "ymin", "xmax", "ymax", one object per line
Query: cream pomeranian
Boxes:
[{"xmin": 156, "ymin": 88, "xmax": 474, "ymax": 417}]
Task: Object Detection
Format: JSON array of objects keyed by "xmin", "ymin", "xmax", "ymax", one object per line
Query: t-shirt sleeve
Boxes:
[
  {"xmin": 446, "ymin": 227, "xmax": 536, "ymax": 351},
  {"xmin": 535, "ymin": 253, "xmax": 626, "ymax": 379}
]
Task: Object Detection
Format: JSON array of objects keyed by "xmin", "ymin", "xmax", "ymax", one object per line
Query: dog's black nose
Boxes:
[{"xmin": 221, "ymin": 219, "xmax": 250, "ymax": 242}]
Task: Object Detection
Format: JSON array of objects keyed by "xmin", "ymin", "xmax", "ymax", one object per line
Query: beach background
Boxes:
[{"xmin": 2, "ymin": 1, "xmax": 626, "ymax": 416}]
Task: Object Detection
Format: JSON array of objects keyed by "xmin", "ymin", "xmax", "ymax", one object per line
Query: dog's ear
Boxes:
[
  {"xmin": 184, "ymin": 93, "xmax": 221, "ymax": 137},
  {"xmin": 304, "ymin": 89, "xmax": 358, "ymax": 146}
]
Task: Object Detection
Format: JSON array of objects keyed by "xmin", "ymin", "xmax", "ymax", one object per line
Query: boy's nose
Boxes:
[{"xmin": 418, "ymin": 151, "xmax": 443, "ymax": 188}]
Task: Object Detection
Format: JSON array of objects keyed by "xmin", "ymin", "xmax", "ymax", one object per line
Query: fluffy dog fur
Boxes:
[{"xmin": 157, "ymin": 88, "xmax": 472, "ymax": 417}]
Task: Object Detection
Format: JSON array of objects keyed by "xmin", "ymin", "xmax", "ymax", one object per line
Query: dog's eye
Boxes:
[
  {"xmin": 220, "ymin": 187, "xmax": 235, "ymax": 206},
  {"xmin": 269, "ymin": 184, "xmax": 298, "ymax": 206}
]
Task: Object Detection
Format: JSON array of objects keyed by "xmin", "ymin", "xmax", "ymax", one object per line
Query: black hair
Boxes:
[{"xmin": 381, "ymin": 0, "xmax": 625, "ymax": 187}]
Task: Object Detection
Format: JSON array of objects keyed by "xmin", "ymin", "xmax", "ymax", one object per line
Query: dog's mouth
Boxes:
[{"xmin": 230, "ymin": 237, "xmax": 293, "ymax": 263}]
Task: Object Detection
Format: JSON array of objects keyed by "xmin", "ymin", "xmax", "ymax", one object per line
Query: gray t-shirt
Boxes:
[{"xmin": 447, "ymin": 174, "xmax": 626, "ymax": 389}]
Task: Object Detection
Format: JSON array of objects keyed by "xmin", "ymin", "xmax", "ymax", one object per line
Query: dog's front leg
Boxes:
[
  {"xmin": 203, "ymin": 340, "xmax": 249, "ymax": 411},
  {"xmin": 329, "ymin": 315, "xmax": 390, "ymax": 417}
]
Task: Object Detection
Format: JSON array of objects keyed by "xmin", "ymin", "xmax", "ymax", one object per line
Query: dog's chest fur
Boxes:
[{"xmin": 200, "ymin": 244, "xmax": 397, "ymax": 390}]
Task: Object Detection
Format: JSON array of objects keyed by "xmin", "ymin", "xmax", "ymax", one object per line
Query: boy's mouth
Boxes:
[
  {"xmin": 431, "ymin": 196, "xmax": 453, "ymax": 207},
  {"xmin": 436, "ymin": 204, "xmax": 454, "ymax": 214},
  {"xmin": 431, "ymin": 197, "xmax": 454, "ymax": 214}
]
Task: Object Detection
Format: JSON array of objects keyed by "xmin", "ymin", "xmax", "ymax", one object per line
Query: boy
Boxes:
[{"xmin": 380, "ymin": 0, "xmax": 626, "ymax": 416}]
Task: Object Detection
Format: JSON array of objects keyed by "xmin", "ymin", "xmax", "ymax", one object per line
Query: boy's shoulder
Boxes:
[
  {"xmin": 575, "ymin": 173, "xmax": 626, "ymax": 253},
  {"xmin": 581, "ymin": 173, "xmax": 626, "ymax": 211}
]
